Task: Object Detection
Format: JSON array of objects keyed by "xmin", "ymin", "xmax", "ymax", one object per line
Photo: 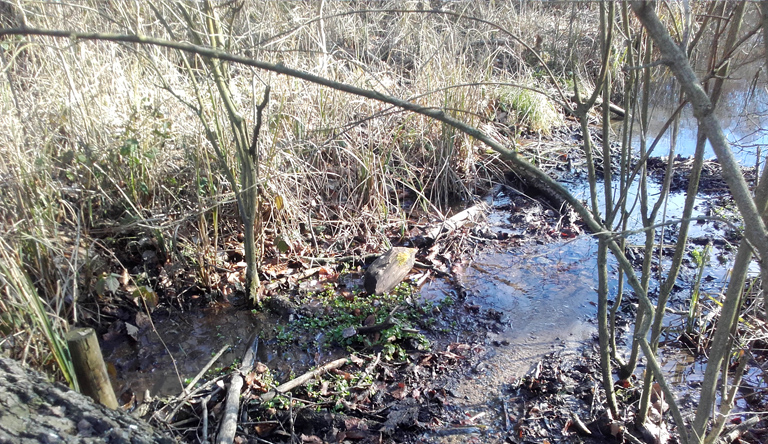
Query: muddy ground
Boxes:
[{"xmin": 94, "ymin": 124, "xmax": 767, "ymax": 444}]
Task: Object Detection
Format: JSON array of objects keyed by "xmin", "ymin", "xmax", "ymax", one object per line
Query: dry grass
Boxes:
[{"xmin": 0, "ymin": 1, "xmax": 607, "ymax": 375}]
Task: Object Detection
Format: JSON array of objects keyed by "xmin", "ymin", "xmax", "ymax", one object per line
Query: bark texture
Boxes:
[
  {"xmin": 364, "ymin": 247, "xmax": 416, "ymax": 295},
  {"xmin": 0, "ymin": 356, "xmax": 173, "ymax": 444}
]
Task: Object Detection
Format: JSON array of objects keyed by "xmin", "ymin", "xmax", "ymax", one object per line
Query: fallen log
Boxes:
[
  {"xmin": 364, "ymin": 247, "xmax": 417, "ymax": 295},
  {"xmin": 424, "ymin": 201, "xmax": 490, "ymax": 241},
  {"xmin": 424, "ymin": 184, "xmax": 506, "ymax": 242},
  {"xmin": 0, "ymin": 356, "xmax": 173, "ymax": 443},
  {"xmin": 568, "ymin": 94, "xmax": 625, "ymax": 118}
]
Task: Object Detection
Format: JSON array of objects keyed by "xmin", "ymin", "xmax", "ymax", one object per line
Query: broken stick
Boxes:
[
  {"xmin": 216, "ymin": 332, "xmax": 259, "ymax": 444},
  {"xmin": 260, "ymin": 357, "xmax": 349, "ymax": 402}
]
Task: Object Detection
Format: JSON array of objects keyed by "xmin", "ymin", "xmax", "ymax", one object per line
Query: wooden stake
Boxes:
[{"xmin": 65, "ymin": 327, "xmax": 118, "ymax": 409}]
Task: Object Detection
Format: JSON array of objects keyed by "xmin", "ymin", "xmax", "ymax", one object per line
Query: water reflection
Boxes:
[{"xmin": 630, "ymin": 62, "xmax": 767, "ymax": 166}]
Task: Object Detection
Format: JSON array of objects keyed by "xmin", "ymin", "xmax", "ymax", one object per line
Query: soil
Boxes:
[{"xmin": 91, "ymin": 123, "xmax": 768, "ymax": 444}]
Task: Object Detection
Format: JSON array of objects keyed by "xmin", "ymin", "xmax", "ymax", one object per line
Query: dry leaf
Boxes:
[
  {"xmin": 300, "ymin": 435, "xmax": 323, "ymax": 444},
  {"xmin": 254, "ymin": 422, "xmax": 277, "ymax": 437},
  {"xmin": 125, "ymin": 323, "xmax": 139, "ymax": 341}
]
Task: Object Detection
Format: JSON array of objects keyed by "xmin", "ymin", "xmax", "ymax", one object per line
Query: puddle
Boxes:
[
  {"xmin": 426, "ymin": 238, "xmax": 602, "ymax": 441},
  {"xmin": 103, "ymin": 303, "xmax": 262, "ymax": 402},
  {"xmin": 464, "ymin": 238, "xmax": 601, "ymax": 339}
]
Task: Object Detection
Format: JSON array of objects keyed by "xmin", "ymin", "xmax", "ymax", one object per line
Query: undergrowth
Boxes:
[
  {"xmin": 271, "ymin": 282, "xmax": 443, "ymax": 354},
  {"xmin": 0, "ymin": 1, "xmax": 607, "ymax": 379}
]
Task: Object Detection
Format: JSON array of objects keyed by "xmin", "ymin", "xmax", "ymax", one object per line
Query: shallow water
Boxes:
[
  {"xmin": 631, "ymin": 55, "xmax": 768, "ymax": 166},
  {"xmin": 424, "ymin": 238, "xmax": 602, "ymax": 436},
  {"xmin": 103, "ymin": 303, "xmax": 260, "ymax": 402}
]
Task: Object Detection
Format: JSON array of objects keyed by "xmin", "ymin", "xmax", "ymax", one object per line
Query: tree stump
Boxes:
[
  {"xmin": 0, "ymin": 356, "xmax": 173, "ymax": 443},
  {"xmin": 364, "ymin": 247, "xmax": 417, "ymax": 295}
]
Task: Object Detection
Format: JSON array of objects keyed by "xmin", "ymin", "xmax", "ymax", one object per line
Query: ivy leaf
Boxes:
[{"xmin": 132, "ymin": 286, "xmax": 158, "ymax": 311}]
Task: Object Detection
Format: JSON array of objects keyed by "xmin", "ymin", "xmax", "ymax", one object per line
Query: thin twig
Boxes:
[{"xmin": 182, "ymin": 343, "xmax": 230, "ymax": 397}]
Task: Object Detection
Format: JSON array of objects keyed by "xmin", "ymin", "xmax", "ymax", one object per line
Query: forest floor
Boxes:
[{"xmin": 90, "ymin": 122, "xmax": 768, "ymax": 444}]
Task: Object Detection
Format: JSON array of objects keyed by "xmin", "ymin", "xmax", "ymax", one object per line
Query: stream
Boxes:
[{"xmin": 99, "ymin": 68, "xmax": 768, "ymax": 441}]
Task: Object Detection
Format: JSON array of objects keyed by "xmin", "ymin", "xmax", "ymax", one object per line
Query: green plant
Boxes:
[
  {"xmin": 686, "ymin": 244, "xmax": 711, "ymax": 335},
  {"xmin": 498, "ymin": 84, "xmax": 563, "ymax": 134},
  {"xmin": 0, "ymin": 240, "xmax": 77, "ymax": 389}
]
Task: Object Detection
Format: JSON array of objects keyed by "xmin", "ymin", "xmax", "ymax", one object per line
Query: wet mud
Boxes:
[{"xmin": 97, "ymin": 122, "xmax": 768, "ymax": 443}]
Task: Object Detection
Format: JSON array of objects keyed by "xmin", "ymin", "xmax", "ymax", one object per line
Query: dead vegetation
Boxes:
[
  {"xmin": 0, "ymin": 0, "xmax": 603, "ymax": 374},
  {"xmin": 1, "ymin": 2, "xmax": 768, "ymax": 444}
]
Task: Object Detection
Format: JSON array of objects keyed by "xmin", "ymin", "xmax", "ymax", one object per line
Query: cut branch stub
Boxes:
[{"xmin": 364, "ymin": 247, "xmax": 416, "ymax": 295}]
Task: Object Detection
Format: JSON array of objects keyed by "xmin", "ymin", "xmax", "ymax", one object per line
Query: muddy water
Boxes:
[
  {"xmin": 425, "ymin": 238, "xmax": 603, "ymax": 440},
  {"xmin": 103, "ymin": 303, "xmax": 263, "ymax": 403}
]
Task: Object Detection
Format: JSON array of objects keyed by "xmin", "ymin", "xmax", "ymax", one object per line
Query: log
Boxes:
[
  {"xmin": 216, "ymin": 332, "xmax": 259, "ymax": 444},
  {"xmin": 65, "ymin": 327, "xmax": 118, "ymax": 409},
  {"xmin": 424, "ymin": 202, "xmax": 490, "ymax": 241},
  {"xmin": 424, "ymin": 184, "xmax": 505, "ymax": 242},
  {"xmin": 364, "ymin": 247, "xmax": 417, "ymax": 295},
  {"xmin": 0, "ymin": 356, "xmax": 173, "ymax": 443},
  {"xmin": 568, "ymin": 94, "xmax": 625, "ymax": 118}
]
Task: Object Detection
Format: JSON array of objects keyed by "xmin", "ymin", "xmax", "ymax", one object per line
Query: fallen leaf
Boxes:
[
  {"xmin": 343, "ymin": 429, "xmax": 367, "ymax": 440},
  {"xmin": 120, "ymin": 268, "xmax": 130, "ymax": 287},
  {"xmin": 350, "ymin": 354, "xmax": 364, "ymax": 366},
  {"xmin": 301, "ymin": 434, "xmax": 323, "ymax": 444},
  {"xmin": 390, "ymin": 382, "xmax": 407, "ymax": 400},
  {"xmin": 134, "ymin": 311, "xmax": 151, "ymax": 330},
  {"xmin": 125, "ymin": 323, "xmax": 139, "ymax": 341},
  {"xmin": 227, "ymin": 272, "xmax": 241, "ymax": 284},
  {"xmin": 103, "ymin": 321, "xmax": 126, "ymax": 342},
  {"xmin": 254, "ymin": 422, "xmax": 277, "ymax": 437}
]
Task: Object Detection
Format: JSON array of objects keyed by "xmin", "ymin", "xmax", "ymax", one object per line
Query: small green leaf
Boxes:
[
  {"xmin": 275, "ymin": 236, "xmax": 290, "ymax": 254},
  {"xmin": 133, "ymin": 286, "xmax": 158, "ymax": 311},
  {"xmin": 104, "ymin": 274, "xmax": 120, "ymax": 293},
  {"xmin": 94, "ymin": 273, "xmax": 119, "ymax": 296},
  {"xmin": 120, "ymin": 139, "xmax": 139, "ymax": 157}
]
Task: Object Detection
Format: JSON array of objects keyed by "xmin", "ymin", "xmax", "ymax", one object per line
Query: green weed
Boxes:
[{"xmin": 498, "ymin": 84, "xmax": 563, "ymax": 134}]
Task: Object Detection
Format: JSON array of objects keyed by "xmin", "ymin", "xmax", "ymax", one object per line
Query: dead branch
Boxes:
[
  {"xmin": 216, "ymin": 332, "xmax": 260, "ymax": 444},
  {"xmin": 260, "ymin": 357, "xmax": 349, "ymax": 402},
  {"xmin": 425, "ymin": 201, "xmax": 490, "ymax": 241}
]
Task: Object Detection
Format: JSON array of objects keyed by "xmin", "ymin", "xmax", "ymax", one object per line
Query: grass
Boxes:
[
  {"xmin": 0, "ymin": 1, "xmax": 605, "ymax": 377},
  {"xmin": 497, "ymin": 83, "xmax": 563, "ymax": 135}
]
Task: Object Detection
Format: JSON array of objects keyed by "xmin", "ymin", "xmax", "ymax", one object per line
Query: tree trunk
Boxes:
[{"xmin": 0, "ymin": 357, "xmax": 173, "ymax": 443}]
